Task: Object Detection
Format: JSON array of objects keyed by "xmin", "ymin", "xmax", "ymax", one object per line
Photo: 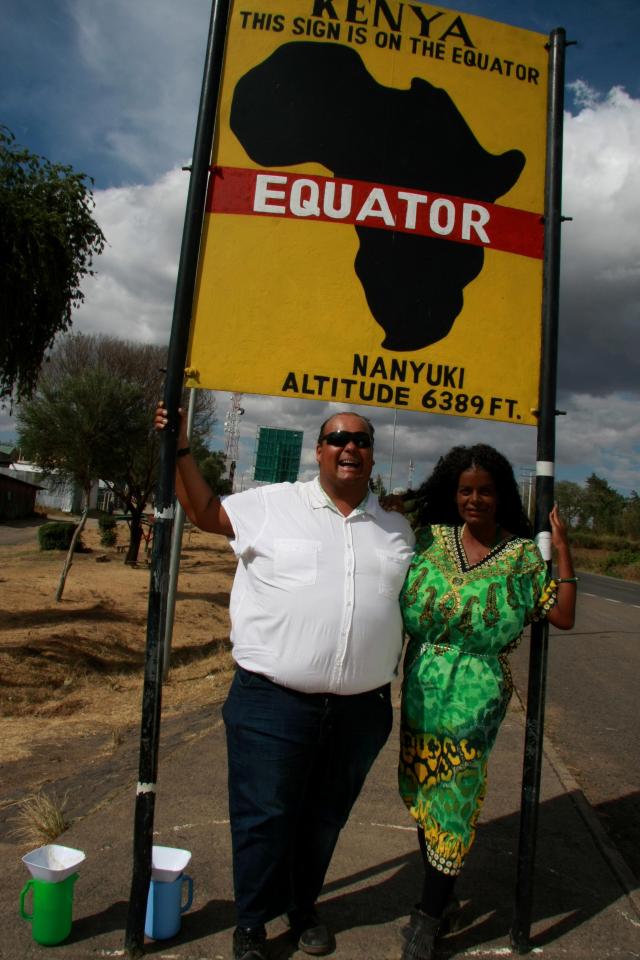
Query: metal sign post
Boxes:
[
  {"xmin": 510, "ymin": 27, "xmax": 568, "ymax": 953},
  {"xmin": 163, "ymin": 388, "xmax": 197, "ymax": 680},
  {"xmin": 124, "ymin": 0, "xmax": 231, "ymax": 954}
]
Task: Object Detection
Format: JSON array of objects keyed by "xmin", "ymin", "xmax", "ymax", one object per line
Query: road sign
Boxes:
[
  {"xmin": 254, "ymin": 426, "xmax": 303, "ymax": 483},
  {"xmin": 188, "ymin": 1, "xmax": 549, "ymax": 425}
]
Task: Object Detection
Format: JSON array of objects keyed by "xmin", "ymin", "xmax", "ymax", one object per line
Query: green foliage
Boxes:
[
  {"xmin": 569, "ymin": 531, "xmax": 634, "ymax": 551},
  {"xmin": 38, "ymin": 521, "xmax": 84, "ymax": 552},
  {"xmin": 191, "ymin": 437, "xmax": 231, "ymax": 496},
  {"xmin": 573, "ymin": 540, "xmax": 640, "ymax": 580},
  {"xmin": 98, "ymin": 514, "xmax": 118, "ymax": 547},
  {"xmin": 369, "ymin": 473, "xmax": 388, "ymax": 497},
  {"xmin": 554, "ymin": 480, "xmax": 585, "ymax": 528},
  {"xmin": 0, "ymin": 129, "xmax": 105, "ymax": 403},
  {"xmin": 603, "ymin": 549, "xmax": 640, "ymax": 572},
  {"xmin": 582, "ymin": 473, "xmax": 625, "ymax": 534},
  {"xmin": 18, "ymin": 333, "xmax": 217, "ymax": 563},
  {"xmin": 18, "ymin": 366, "xmax": 147, "ymax": 500},
  {"xmin": 555, "ymin": 474, "xmax": 637, "ymax": 539},
  {"xmin": 622, "ymin": 491, "xmax": 640, "ymax": 539}
]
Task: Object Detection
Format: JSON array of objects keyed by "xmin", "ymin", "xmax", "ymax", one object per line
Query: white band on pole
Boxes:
[
  {"xmin": 136, "ymin": 782, "xmax": 157, "ymax": 795},
  {"xmin": 154, "ymin": 505, "xmax": 174, "ymax": 520},
  {"xmin": 535, "ymin": 531, "xmax": 552, "ymax": 561},
  {"xmin": 536, "ymin": 461, "xmax": 555, "ymax": 477}
]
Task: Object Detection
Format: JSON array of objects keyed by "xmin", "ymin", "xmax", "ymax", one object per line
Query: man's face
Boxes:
[{"xmin": 315, "ymin": 414, "xmax": 374, "ymax": 492}]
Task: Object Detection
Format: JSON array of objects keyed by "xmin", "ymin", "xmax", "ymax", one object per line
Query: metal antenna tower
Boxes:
[
  {"xmin": 408, "ymin": 458, "xmax": 415, "ymax": 490},
  {"xmin": 224, "ymin": 393, "xmax": 244, "ymax": 482}
]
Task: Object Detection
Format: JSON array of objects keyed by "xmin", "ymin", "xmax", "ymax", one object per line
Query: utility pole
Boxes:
[{"xmin": 224, "ymin": 392, "xmax": 244, "ymax": 489}]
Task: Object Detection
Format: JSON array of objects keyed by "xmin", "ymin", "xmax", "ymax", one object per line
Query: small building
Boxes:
[
  {"xmin": 0, "ymin": 444, "xmax": 19, "ymax": 467},
  {"xmin": 8, "ymin": 462, "xmax": 98, "ymax": 514},
  {"xmin": 0, "ymin": 470, "xmax": 42, "ymax": 521}
]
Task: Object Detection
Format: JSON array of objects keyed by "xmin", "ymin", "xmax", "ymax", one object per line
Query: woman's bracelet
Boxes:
[
  {"xmin": 556, "ymin": 576, "xmax": 578, "ymax": 584},
  {"xmin": 176, "ymin": 446, "xmax": 191, "ymax": 458}
]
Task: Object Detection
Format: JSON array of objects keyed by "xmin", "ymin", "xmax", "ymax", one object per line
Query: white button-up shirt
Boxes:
[{"xmin": 223, "ymin": 477, "xmax": 415, "ymax": 694}]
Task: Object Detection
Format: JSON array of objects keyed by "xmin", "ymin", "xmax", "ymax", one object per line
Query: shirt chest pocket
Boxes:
[
  {"xmin": 274, "ymin": 539, "xmax": 321, "ymax": 587},
  {"xmin": 377, "ymin": 550, "xmax": 411, "ymax": 599}
]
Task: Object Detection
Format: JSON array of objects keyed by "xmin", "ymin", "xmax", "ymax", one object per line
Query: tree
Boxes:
[
  {"xmin": 554, "ymin": 480, "xmax": 585, "ymax": 529},
  {"xmin": 61, "ymin": 335, "xmax": 216, "ymax": 561},
  {"xmin": 0, "ymin": 128, "xmax": 105, "ymax": 404},
  {"xmin": 41, "ymin": 334, "xmax": 169, "ymax": 564},
  {"xmin": 191, "ymin": 435, "xmax": 232, "ymax": 497},
  {"xmin": 622, "ymin": 491, "xmax": 640, "ymax": 540},
  {"xmin": 369, "ymin": 473, "xmax": 388, "ymax": 497},
  {"xmin": 581, "ymin": 473, "xmax": 626, "ymax": 535},
  {"xmin": 18, "ymin": 367, "xmax": 147, "ymax": 599},
  {"xmin": 18, "ymin": 333, "xmax": 217, "ymax": 565}
]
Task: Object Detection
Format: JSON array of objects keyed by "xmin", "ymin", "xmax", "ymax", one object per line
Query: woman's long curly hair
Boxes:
[{"xmin": 413, "ymin": 443, "xmax": 532, "ymax": 538}]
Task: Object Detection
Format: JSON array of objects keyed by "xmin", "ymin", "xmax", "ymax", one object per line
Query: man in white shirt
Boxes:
[{"xmin": 156, "ymin": 407, "xmax": 415, "ymax": 960}]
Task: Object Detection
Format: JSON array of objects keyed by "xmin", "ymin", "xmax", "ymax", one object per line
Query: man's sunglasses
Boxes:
[{"xmin": 319, "ymin": 430, "xmax": 372, "ymax": 449}]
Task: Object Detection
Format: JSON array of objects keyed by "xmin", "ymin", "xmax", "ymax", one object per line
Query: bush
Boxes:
[
  {"xmin": 570, "ymin": 531, "xmax": 636, "ymax": 552},
  {"xmin": 98, "ymin": 514, "xmax": 118, "ymax": 547},
  {"xmin": 38, "ymin": 521, "xmax": 84, "ymax": 552},
  {"xmin": 603, "ymin": 549, "xmax": 640, "ymax": 572}
]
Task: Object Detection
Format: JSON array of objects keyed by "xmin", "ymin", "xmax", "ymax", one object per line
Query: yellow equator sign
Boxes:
[{"xmin": 187, "ymin": 0, "xmax": 549, "ymax": 425}]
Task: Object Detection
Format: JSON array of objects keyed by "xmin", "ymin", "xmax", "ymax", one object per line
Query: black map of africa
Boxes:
[{"xmin": 230, "ymin": 41, "xmax": 525, "ymax": 351}]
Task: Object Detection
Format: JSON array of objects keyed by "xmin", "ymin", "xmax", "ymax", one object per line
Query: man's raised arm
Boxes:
[{"xmin": 154, "ymin": 403, "xmax": 234, "ymax": 537}]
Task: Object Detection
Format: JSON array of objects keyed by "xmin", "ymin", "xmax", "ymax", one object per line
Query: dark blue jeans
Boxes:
[{"xmin": 222, "ymin": 667, "xmax": 393, "ymax": 928}]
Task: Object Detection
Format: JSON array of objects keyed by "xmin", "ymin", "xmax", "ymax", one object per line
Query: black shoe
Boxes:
[
  {"xmin": 287, "ymin": 908, "xmax": 333, "ymax": 956},
  {"xmin": 233, "ymin": 925, "xmax": 268, "ymax": 960},
  {"xmin": 401, "ymin": 895, "xmax": 463, "ymax": 941},
  {"xmin": 401, "ymin": 907, "xmax": 440, "ymax": 960}
]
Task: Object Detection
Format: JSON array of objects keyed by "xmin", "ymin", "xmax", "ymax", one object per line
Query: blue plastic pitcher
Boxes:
[{"xmin": 145, "ymin": 874, "xmax": 193, "ymax": 940}]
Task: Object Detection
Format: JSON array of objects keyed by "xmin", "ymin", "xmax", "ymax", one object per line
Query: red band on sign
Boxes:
[{"xmin": 206, "ymin": 166, "xmax": 543, "ymax": 260}]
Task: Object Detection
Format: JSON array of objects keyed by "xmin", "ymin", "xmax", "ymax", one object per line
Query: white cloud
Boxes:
[
  {"xmin": 559, "ymin": 86, "xmax": 640, "ymax": 395},
  {"xmin": 79, "ymin": 168, "xmax": 188, "ymax": 343},
  {"xmin": 568, "ymin": 80, "xmax": 602, "ymax": 112},
  {"xmin": 555, "ymin": 392, "xmax": 640, "ymax": 493},
  {"xmin": 564, "ymin": 86, "xmax": 640, "ymax": 239}
]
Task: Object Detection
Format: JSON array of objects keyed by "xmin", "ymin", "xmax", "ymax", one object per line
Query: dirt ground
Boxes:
[{"xmin": 0, "ymin": 517, "xmax": 236, "ymax": 848}]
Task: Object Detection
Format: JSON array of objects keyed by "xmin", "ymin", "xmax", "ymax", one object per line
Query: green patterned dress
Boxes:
[{"xmin": 399, "ymin": 524, "xmax": 555, "ymax": 876}]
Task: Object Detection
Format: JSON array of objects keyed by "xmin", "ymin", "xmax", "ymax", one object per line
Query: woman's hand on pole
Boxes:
[{"xmin": 547, "ymin": 503, "xmax": 576, "ymax": 630}]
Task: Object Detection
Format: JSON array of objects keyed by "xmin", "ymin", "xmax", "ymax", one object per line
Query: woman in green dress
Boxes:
[{"xmin": 397, "ymin": 444, "xmax": 576, "ymax": 960}]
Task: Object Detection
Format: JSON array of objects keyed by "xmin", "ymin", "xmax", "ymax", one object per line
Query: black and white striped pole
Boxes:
[
  {"xmin": 511, "ymin": 26, "xmax": 570, "ymax": 954},
  {"xmin": 124, "ymin": 0, "xmax": 231, "ymax": 954}
]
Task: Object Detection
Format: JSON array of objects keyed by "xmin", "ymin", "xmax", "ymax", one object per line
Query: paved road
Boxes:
[
  {"xmin": 0, "ymin": 517, "xmax": 49, "ymax": 546},
  {"xmin": 0, "ymin": 515, "xmax": 99, "ymax": 547},
  {"xmin": 511, "ymin": 573, "xmax": 640, "ymax": 882},
  {"xmin": 576, "ymin": 568, "xmax": 640, "ymax": 606}
]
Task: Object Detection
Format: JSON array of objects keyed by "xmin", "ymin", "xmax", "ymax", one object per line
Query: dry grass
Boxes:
[
  {"xmin": 110, "ymin": 725, "xmax": 126, "ymax": 752},
  {"xmin": 0, "ymin": 520, "xmax": 235, "ymax": 769},
  {"xmin": 1, "ymin": 519, "xmax": 236, "ymax": 855},
  {"xmin": 10, "ymin": 790, "xmax": 71, "ymax": 846}
]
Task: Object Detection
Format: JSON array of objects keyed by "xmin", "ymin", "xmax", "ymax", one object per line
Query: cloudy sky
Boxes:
[{"xmin": 2, "ymin": 0, "xmax": 639, "ymax": 494}]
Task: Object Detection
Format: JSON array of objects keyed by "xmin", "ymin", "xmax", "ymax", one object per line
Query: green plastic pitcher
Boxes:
[{"xmin": 20, "ymin": 873, "xmax": 78, "ymax": 945}]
